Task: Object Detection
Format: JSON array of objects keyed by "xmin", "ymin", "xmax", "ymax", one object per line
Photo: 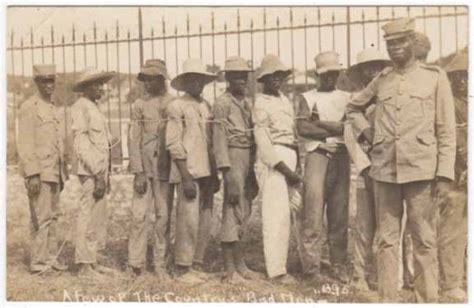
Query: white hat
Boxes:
[
  {"xmin": 73, "ymin": 67, "xmax": 115, "ymax": 92},
  {"xmin": 256, "ymin": 54, "xmax": 292, "ymax": 82},
  {"xmin": 347, "ymin": 48, "xmax": 392, "ymax": 76},
  {"xmin": 220, "ymin": 56, "xmax": 253, "ymax": 72},
  {"xmin": 171, "ymin": 58, "xmax": 217, "ymax": 91},
  {"xmin": 315, "ymin": 51, "xmax": 344, "ymax": 74}
]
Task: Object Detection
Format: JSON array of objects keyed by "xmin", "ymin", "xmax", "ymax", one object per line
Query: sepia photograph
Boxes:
[{"xmin": 3, "ymin": 2, "xmax": 471, "ymax": 305}]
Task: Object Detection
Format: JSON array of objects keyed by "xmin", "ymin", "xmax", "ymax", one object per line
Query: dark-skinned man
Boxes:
[
  {"xmin": 346, "ymin": 18, "xmax": 456, "ymax": 303},
  {"xmin": 438, "ymin": 50, "xmax": 468, "ymax": 303},
  {"xmin": 71, "ymin": 68, "xmax": 115, "ymax": 278},
  {"xmin": 17, "ymin": 64, "xmax": 68, "ymax": 275},
  {"xmin": 166, "ymin": 58, "xmax": 219, "ymax": 284},
  {"xmin": 297, "ymin": 51, "xmax": 352, "ymax": 285},
  {"xmin": 127, "ymin": 59, "xmax": 175, "ymax": 279},
  {"xmin": 253, "ymin": 54, "xmax": 302, "ymax": 285}
]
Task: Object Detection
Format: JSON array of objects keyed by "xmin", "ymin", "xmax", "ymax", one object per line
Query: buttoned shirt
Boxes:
[
  {"xmin": 71, "ymin": 97, "xmax": 111, "ymax": 176},
  {"xmin": 166, "ymin": 94, "xmax": 211, "ymax": 183},
  {"xmin": 17, "ymin": 95, "xmax": 66, "ymax": 183},
  {"xmin": 212, "ymin": 91, "xmax": 254, "ymax": 169},
  {"xmin": 128, "ymin": 92, "xmax": 175, "ymax": 180},
  {"xmin": 253, "ymin": 92, "xmax": 296, "ymax": 167},
  {"xmin": 346, "ymin": 60, "xmax": 456, "ymax": 183}
]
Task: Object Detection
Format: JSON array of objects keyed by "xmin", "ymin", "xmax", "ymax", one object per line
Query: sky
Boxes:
[{"xmin": 6, "ymin": 6, "xmax": 469, "ymax": 78}]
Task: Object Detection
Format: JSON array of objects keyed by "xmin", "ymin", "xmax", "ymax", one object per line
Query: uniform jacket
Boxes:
[
  {"xmin": 346, "ymin": 61, "xmax": 456, "ymax": 184},
  {"xmin": 128, "ymin": 92, "xmax": 175, "ymax": 180},
  {"xmin": 17, "ymin": 95, "xmax": 68, "ymax": 183},
  {"xmin": 71, "ymin": 97, "xmax": 111, "ymax": 176}
]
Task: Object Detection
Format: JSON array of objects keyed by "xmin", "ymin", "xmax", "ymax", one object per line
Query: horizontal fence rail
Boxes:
[{"xmin": 6, "ymin": 6, "xmax": 469, "ymax": 166}]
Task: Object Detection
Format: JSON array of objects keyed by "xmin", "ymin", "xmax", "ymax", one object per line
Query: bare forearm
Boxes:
[
  {"xmin": 297, "ymin": 120, "xmax": 332, "ymax": 140},
  {"xmin": 318, "ymin": 120, "xmax": 344, "ymax": 135}
]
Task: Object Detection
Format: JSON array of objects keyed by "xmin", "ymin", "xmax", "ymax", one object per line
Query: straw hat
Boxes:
[
  {"xmin": 315, "ymin": 51, "xmax": 344, "ymax": 74},
  {"xmin": 256, "ymin": 54, "xmax": 292, "ymax": 82},
  {"xmin": 33, "ymin": 64, "xmax": 56, "ymax": 79},
  {"xmin": 346, "ymin": 48, "xmax": 391, "ymax": 76},
  {"xmin": 220, "ymin": 56, "xmax": 253, "ymax": 72},
  {"xmin": 138, "ymin": 59, "xmax": 170, "ymax": 81},
  {"xmin": 445, "ymin": 52, "xmax": 468, "ymax": 73},
  {"xmin": 170, "ymin": 58, "xmax": 217, "ymax": 91},
  {"xmin": 73, "ymin": 67, "xmax": 115, "ymax": 92},
  {"xmin": 382, "ymin": 17, "xmax": 415, "ymax": 41}
]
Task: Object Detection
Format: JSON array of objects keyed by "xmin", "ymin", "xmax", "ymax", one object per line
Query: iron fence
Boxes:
[{"xmin": 6, "ymin": 6, "xmax": 469, "ymax": 165}]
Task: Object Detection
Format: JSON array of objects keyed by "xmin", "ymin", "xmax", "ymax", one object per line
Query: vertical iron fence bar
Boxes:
[
  {"xmin": 116, "ymin": 21, "xmax": 123, "ymax": 164},
  {"xmin": 83, "ymin": 33, "xmax": 87, "ymax": 67},
  {"xmin": 290, "ymin": 8, "xmax": 295, "ymax": 103},
  {"xmin": 162, "ymin": 17, "xmax": 167, "ymax": 65},
  {"xmin": 331, "ymin": 11, "xmax": 336, "ymax": 51},
  {"xmin": 317, "ymin": 7, "xmax": 322, "ymax": 52},
  {"xmin": 186, "ymin": 14, "xmax": 190, "ymax": 58},
  {"xmin": 304, "ymin": 14, "xmax": 308, "ymax": 88},
  {"xmin": 263, "ymin": 8, "xmax": 267, "ymax": 55},
  {"xmin": 30, "ymin": 27, "xmax": 35, "ymax": 65},
  {"xmin": 362, "ymin": 10, "xmax": 366, "ymax": 49},
  {"xmin": 72, "ymin": 25, "xmax": 76, "ymax": 80},
  {"xmin": 174, "ymin": 25, "xmax": 179, "ymax": 95},
  {"xmin": 237, "ymin": 9, "xmax": 241, "ymax": 56},
  {"xmin": 376, "ymin": 6, "xmax": 380, "ymax": 49},
  {"xmin": 138, "ymin": 8, "xmax": 144, "ymax": 67},
  {"xmin": 41, "ymin": 37, "xmax": 45, "ymax": 63},
  {"xmin": 51, "ymin": 26, "xmax": 55, "ymax": 64},
  {"xmin": 105, "ymin": 31, "xmax": 111, "ymax": 131},
  {"xmin": 61, "ymin": 35, "xmax": 68, "ymax": 149},
  {"xmin": 20, "ymin": 38, "xmax": 25, "ymax": 85},
  {"xmin": 127, "ymin": 30, "xmax": 132, "ymax": 115},
  {"xmin": 10, "ymin": 31, "xmax": 17, "ymax": 162},
  {"xmin": 422, "ymin": 7, "xmax": 427, "ymax": 33},
  {"xmin": 407, "ymin": 6, "xmax": 411, "ymax": 17},
  {"xmin": 211, "ymin": 12, "xmax": 216, "ymax": 99},
  {"xmin": 199, "ymin": 24, "xmax": 203, "ymax": 59},
  {"xmin": 151, "ymin": 27, "xmax": 155, "ymax": 58},
  {"xmin": 391, "ymin": 7, "xmax": 395, "ymax": 21},
  {"xmin": 454, "ymin": 6, "xmax": 459, "ymax": 51},
  {"xmin": 94, "ymin": 22, "xmax": 98, "ymax": 68},
  {"xmin": 438, "ymin": 6, "xmax": 442, "ymax": 58},
  {"xmin": 224, "ymin": 22, "xmax": 228, "ymax": 60},
  {"xmin": 276, "ymin": 16, "xmax": 280, "ymax": 57},
  {"xmin": 346, "ymin": 7, "xmax": 351, "ymax": 67},
  {"xmin": 250, "ymin": 18, "xmax": 255, "ymax": 101}
]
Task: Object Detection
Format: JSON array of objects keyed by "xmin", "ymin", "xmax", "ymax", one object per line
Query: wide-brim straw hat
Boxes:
[
  {"xmin": 73, "ymin": 67, "xmax": 115, "ymax": 92},
  {"xmin": 346, "ymin": 49, "xmax": 392, "ymax": 77},
  {"xmin": 171, "ymin": 58, "xmax": 217, "ymax": 91},
  {"xmin": 445, "ymin": 52, "xmax": 468, "ymax": 74},
  {"xmin": 137, "ymin": 64, "xmax": 170, "ymax": 81},
  {"xmin": 256, "ymin": 54, "xmax": 292, "ymax": 82},
  {"xmin": 220, "ymin": 56, "xmax": 253, "ymax": 73}
]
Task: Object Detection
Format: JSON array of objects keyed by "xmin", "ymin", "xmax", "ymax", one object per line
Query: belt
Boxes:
[{"xmin": 274, "ymin": 142, "xmax": 298, "ymax": 151}]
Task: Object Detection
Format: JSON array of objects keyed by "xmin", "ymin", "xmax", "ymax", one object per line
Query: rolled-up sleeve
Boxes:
[
  {"xmin": 17, "ymin": 102, "xmax": 40, "ymax": 177},
  {"xmin": 128, "ymin": 101, "xmax": 144, "ymax": 173},
  {"xmin": 212, "ymin": 100, "xmax": 231, "ymax": 169},
  {"xmin": 346, "ymin": 78, "xmax": 378, "ymax": 141},
  {"xmin": 166, "ymin": 101, "xmax": 186, "ymax": 160},
  {"xmin": 253, "ymin": 107, "xmax": 280, "ymax": 168},
  {"xmin": 435, "ymin": 70, "xmax": 456, "ymax": 180}
]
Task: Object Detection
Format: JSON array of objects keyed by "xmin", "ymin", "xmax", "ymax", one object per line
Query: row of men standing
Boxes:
[{"xmin": 16, "ymin": 17, "xmax": 467, "ymax": 303}]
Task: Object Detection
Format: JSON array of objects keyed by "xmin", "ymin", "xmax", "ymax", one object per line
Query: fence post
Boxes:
[
  {"xmin": 346, "ymin": 7, "xmax": 351, "ymax": 67},
  {"xmin": 138, "ymin": 7, "xmax": 144, "ymax": 67}
]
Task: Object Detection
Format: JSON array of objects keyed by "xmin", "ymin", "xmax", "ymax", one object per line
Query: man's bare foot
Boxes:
[
  {"xmin": 175, "ymin": 270, "xmax": 205, "ymax": 285},
  {"xmin": 222, "ymin": 270, "xmax": 247, "ymax": 284},
  {"xmin": 236, "ymin": 263, "xmax": 263, "ymax": 280}
]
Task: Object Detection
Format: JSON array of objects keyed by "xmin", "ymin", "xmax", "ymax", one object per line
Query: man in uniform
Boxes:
[
  {"xmin": 71, "ymin": 67, "xmax": 115, "ymax": 278},
  {"xmin": 438, "ymin": 50, "xmax": 468, "ymax": 302},
  {"xmin": 17, "ymin": 64, "xmax": 68, "ymax": 275},
  {"xmin": 344, "ymin": 48, "xmax": 391, "ymax": 291},
  {"xmin": 212, "ymin": 56, "xmax": 259, "ymax": 283},
  {"xmin": 297, "ymin": 51, "xmax": 352, "ymax": 284},
  {"xmin": 128, "ymin": 59, "xmax": 175, "ymax": 278},
  {"xmin": 346, "ymin": 18, "xmax": 456, "ymax": 302},
  {"xmin": 166, "ymin": 58, "xmax": 219, "ymax": 284}
]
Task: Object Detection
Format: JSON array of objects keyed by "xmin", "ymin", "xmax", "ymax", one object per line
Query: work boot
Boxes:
[
  {"xmin": 175, "ymin": 270, "xmax": 205, "ymax": 285},
  {"xmin": 442, "ymin": 288, "xmax": 466, "ymax": 303},
  {"xmin": 271, "ymin": 273, "xmax": 298, "ymax": 286},
  {"xmin": 350, "ymin": 278, "xmax": 370, "ymax": 291},
  {"xmin": 332, "ymin": 264, "xmax": 350, "ymax": 284}
]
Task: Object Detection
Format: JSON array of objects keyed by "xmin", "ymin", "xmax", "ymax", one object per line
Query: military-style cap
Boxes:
[
  {"xmin": 445, "ymin": 52, "xmax": 468, "ymax": 73},
  {"xmin": 257, "ymin": 54, "xmax": 292, "ymax": 82},
  {"xmin": 33, "ymin": 64, "xmax": 56, "ymax": 79},
  {"xmin": 315, "ymin": 51, "xmax": 343, "ymax": 74},
  {"xmin": 382, "ymin": 17, "xmax": 415, "ymax": 41},
  {"xmin": 220, "ymin": 56, "xmax": 253, "ymax": 72},
  {"xmin": 138, "ymin": 58, "xmax": 170, "ymax": 81}
]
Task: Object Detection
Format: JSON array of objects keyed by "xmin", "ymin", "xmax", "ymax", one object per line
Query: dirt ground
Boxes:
[{"xmin": 5, "ymin": 167, "xmax": 456, "ymax": 303}]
